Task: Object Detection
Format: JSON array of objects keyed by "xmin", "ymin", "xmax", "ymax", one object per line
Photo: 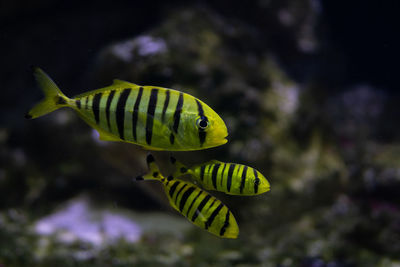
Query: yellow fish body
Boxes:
[
  {"xmin": 171, "ymin": 157, "xmax": 270, "ymax": 196},
  {"xmin": 137, "ymin": 155, "xmax": 239, "ymax": 239},
  {"xmin": 26, "ymin": 67, "xmax": 228, "ymax": 151}
]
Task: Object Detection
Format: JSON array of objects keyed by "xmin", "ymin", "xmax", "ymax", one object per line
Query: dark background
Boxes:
[{"xmin": 1, "ymin": 0, "xmax": 398, "ymax": 119}]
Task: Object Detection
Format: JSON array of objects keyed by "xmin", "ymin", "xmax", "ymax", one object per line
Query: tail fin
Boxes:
[
  {"xmin": 170, "ymin": 156, "xmax": 190, "ymax": 177},
  {"xmin": 136, "ymin": 154, "xmax": 163, "ymax": 181},
  {"xmin": 25, "ymin": 67, "xmax": 70, "ymax": 119}
]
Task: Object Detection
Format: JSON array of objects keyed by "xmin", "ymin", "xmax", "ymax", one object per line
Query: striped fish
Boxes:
[
  {"xmin": 136, "ymin": 154, "xmax": 239, "ymax": 239},
  {"xmin": 26, "ymin": 67, "xmax": 228, "ymax": 151},
  {"xmin": 170, "ymin": 157, "xmax": 270, "ymax": 196}
]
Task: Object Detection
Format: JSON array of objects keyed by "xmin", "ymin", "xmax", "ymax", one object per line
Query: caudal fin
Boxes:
[
  {"xmin": 136, "ymin": 154, "xmax": 163, "ymax": 181},
  {"xmin": 170, "ymin": 156, "xmax": 189, "ymax": 177},
  {"xmin": 25, "ymin": 67, "xmax": 70, "ymax": 119}
]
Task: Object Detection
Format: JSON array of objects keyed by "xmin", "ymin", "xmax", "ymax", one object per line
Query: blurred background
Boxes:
[{"xmin": 1, "ymin": 0, "xmax": 399, "ymax": 266}]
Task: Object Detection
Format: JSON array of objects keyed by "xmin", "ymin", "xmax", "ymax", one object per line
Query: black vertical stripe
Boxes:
[
  {"xmin": 191, "ymin": 195, "xmax": 211, "ymax": 222},
  {"xmin": 240, "ymin": 166, "xmax": 248, "ymax": 194},
  {"xmin": 205, "ymin": 203, "xmax": 224, "ymax": 230},
  {"xmin": 174, "ymin": 184, "xmax": 187, "ymax": 203},
  {"xmin": 254, "ymin": 169, "xmax": 260, "ymax": 194},
  {"xmin": 146, "ymin": 89, "xmax": 158, "ymax": 145},
  {"xmin": 132, "ymin": 87, "xmax": 143, "ymax": 141},
  {"xmin": 219, "ymin": 210, "xmax": 230, "ymax": 236},
  {"xmin": 226, "ymin": 164, "xmax": 235, "ymax": 192},
  {"xmin": 76, "ymin": 100, "xmax": 81, "ymax": 109},
  {"xmin": 195, "ymin": 99, "xmax": 205, "ymax": 116},
  {"xmin": 173, "ymin": 93, "xmax": 184, "ymax": 133},
  {"xmin": 211, "ymin": 164, "xmax": 221, "ymax": 189},
  {"xmin": 200, "ymin": 165, "xmax": 206, "ymax": 181},
  {"xmin": 170, "ymin": 92, "xmax": 184, "ymax": 144},
  {"xmin": 105, "ymin": 90, "xmax": 116, "ymax": 131},
  {"xmin": 195, "ymin": 99, "xmax": 207, "ymax": 146},
  {"xmin": 169, "ymin": 181, "xmax": 180, "ymax": 198},
  {"xmin": 199, "ymin": 131, "xmax": 206, "ymax": 146},
  {"xmin": 185, "ymin": 190, "xmax": 202, "ymax": 217},
  {"xmin": 220, "ymin": 163, "xmax": 227, "ymax": 188},
  {"xmin": 179, "ymin": 187, "xmax": 195, "ymax": 212},
  {"xmin": 161, "ymin": 89, "xmax": 170, "ymax": 122},
  {"xmin": 92, "ymin": 93, "xmax": 102, "ymax": 124},
  {"xmin": 116, "ymin": 88, "xmax": 131, "ymax": 140}
]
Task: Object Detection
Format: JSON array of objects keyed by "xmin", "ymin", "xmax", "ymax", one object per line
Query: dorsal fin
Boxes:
[
  {"xmin": 135, "ymin": 154, "xmax": 163, "ymax": 181},
  {"xmin": 73, "ymin": 80, "xmax": 140, "ymax": 99},
  {"xmin": 204, "ymin": 159, "xmax": 223, "ymax": 165},
  {"xmin": 170, "ymin": 156, "xmax": 191, "ymax": 178},
  {"xmin": 112, "ymin": 79, "xmax": 138, "ymax": 87}
]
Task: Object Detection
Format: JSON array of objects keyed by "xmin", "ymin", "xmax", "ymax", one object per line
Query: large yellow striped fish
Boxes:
[
  {"xmin": 26, "ymin": 67, "xmax": 228, "ymax": 151},
  {"xmin": 170, "ymin": 157, "xmax": 270, "ymax": 196},
  {"xmin": 136, "ymin": 154, "xmax": 239, "ymax": 239}
]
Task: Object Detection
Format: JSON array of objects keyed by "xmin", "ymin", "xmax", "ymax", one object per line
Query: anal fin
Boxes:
[
  {"xmin": 97, "ymin": 130, "xmax": 121, "ymax": 142},
  {"xmin": 141, "ymin": 144, "xmax": 164, "ymax": 151}
]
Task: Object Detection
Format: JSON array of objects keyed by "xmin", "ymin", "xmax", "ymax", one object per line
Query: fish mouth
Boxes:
[{"xmin": 210, "ymin": 135, "xmax": 228, "ymax": 147}]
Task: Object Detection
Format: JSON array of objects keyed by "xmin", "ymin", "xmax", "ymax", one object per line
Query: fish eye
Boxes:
[{"xmin": 196, "ymin": 116, "xmax": 209, "ymax": 130}]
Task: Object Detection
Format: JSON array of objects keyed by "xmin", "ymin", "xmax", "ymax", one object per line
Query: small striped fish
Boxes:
[
  {"xmin": 171, "ymin": 157, "xmax": 270, "ymax": 196},
  {"xmin": 136, "ymin": 154, "xmax": 239, "ymax": 239},
  {"xmin": 26, "ymin": 67, "xmax": 228, "ymax": 151}
]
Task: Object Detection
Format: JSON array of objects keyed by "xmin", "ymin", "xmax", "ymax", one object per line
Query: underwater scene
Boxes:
[{"xmin": 1, "ymin": 0, "xmax": 399, "ymax": 266}]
